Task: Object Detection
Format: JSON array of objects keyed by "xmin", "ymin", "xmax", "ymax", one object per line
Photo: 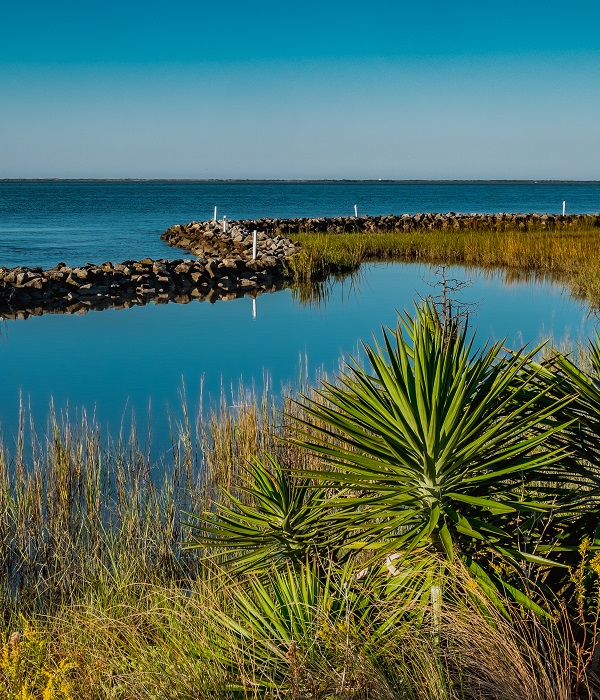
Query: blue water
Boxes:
[
  {"xmin": 0, "ymin": 181, "xmax": 598, "ymax": 451},
  {"xmin": 1, "ymin": 180, "xmax": 599, "ymax": 269},
  {"xmin": 0, "ymin": 262, "xmax": 594, "ymax": 452}
]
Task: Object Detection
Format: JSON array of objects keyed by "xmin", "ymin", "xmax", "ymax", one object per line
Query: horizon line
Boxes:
[{"xmin": 2, "ymin": 178, "xmax": 600, "ymax": 184}]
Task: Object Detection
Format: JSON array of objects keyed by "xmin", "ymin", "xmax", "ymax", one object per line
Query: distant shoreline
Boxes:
[{"xmin": 2, "ymin": 178, "xmax": 600, "ymax": 184}]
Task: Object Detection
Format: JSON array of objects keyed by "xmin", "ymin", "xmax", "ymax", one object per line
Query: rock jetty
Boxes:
[
  {"xmin": 163, "ymin": 213, "xmax": 600, "ymax": 241},
  {"xmin": 4, "ymin": 212, "xmax": 600, "ymax": 320},
  {"xmin": 0, "ymin": 257, "xmax": 288, "ymax": 320},
  {"xmin": 161, "ymin": 220, "xmax": 301, "ymax": 260},
  {"xmin": 0, "ymin": 221, "xmax": 300, "ymax": 319}
]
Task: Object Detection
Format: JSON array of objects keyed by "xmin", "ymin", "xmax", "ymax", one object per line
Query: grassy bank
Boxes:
[
  {"xmin": 5, "ymin": 303, "xmax": 600, "ymax": 697},
  {"xmin": 289, "ymin": 224, "xmax": 600, "ymax": 306},
  {"xmin": 1, "ymin": 395, "xmax": 591, "ymax": 699}
]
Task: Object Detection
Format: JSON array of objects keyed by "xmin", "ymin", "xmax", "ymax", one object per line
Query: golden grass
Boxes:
[{"xmin": 290, "ymin": 225, "xmax": 600, "ymax": 307}]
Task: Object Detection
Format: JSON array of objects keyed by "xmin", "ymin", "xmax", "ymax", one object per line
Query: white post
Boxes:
[
  {"xmin": 354, "ymin": 204, "xmax": 358, "ymax": 217},
  {"xmin": 252, "ymin": 297, "xmax": 257, "ymax": 319},
  {"xmin": 213, "ymin": 206, "xmax": 217, "ymax": 222},
  {"xmin": 223, "ymin": 216, "xmax": 227, "ymax": 233},
  {"xmin": 562, "ymin": 200, "xmax": 566, "ymax": 216},
  {"xmin": 431, "ymin": 584, "xmax": 441, "ymax": 645},
  {"xmin": 252, "ymin": 230, "xmax": 257, "ymax": 260}
]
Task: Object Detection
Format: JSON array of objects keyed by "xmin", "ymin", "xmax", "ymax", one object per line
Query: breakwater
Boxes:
[
  {"xmin": 0, "ymin": 222, "xmax": 299, "ymax": 319},
  {"xmin": 0, "ymin": 257, "xmax": 290, "ymax": 320},
  {"xmin": 161, "ymin": 220, "xmax": 301, "ymax": 258},
  {"xmin": 163, "ymin": 213, "xmax": 600, "ymax": 243},
  {"xmin": 0, "ymin": 221, "xmax": 301, "ymax": 318}
]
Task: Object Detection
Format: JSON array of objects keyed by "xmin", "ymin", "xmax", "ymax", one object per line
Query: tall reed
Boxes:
[{"xmin": 0, "ymin": 382, "xmax": 302, "ymax": 618}]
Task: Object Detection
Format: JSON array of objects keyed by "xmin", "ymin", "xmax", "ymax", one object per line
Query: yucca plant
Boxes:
[
  {"xmin": 289, "ymin": 302, "xmax": 574, "ymax": 611},
  {"xmin": 530, "ymin": 334, "xmax": 600, "ymax": 667},
  {"xmin": 519, "ymin": 336, "xmax": 600, "ymax": 559},
  {"xmin": 548, "ymin": 332, "xmax": 600, "ymax": 524},
  {"xmin": 207, "ymin": 560, "xmax": 411, "ymax": 698},
  {"xmin": 185, "ymin": 454, "xmax": 348, "ymax": 574}
]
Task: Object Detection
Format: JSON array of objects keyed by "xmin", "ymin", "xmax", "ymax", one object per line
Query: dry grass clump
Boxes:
[{"xmin": 439, "ymin": 568, "xmax": 574, "ymax": 700}]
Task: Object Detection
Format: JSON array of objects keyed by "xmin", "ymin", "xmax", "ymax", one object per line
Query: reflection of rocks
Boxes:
[
  {"xmin": 0, "ymin": 221, "xmax": 300, "ymax": 319},
  {"xmin": 0, "ymin": 258, "xmax": 288, "ymax": 320},
  {"xmin": 164, "ymin": 213, "xmax": 600, "ymax": 242}
]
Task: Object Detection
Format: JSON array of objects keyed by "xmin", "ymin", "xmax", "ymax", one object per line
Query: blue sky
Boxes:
[{"xmin": 1, "ymin": 0, "xmax": 599, "ymax": 179}]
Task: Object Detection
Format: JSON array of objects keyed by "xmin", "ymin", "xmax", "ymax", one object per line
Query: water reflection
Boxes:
[
  {"xmin": 471, "ymin": 266, "xmax": 600, "ymax": 325},
  {"xmin": 0, "ymin": 261, "xmax": 596, "ymax": 453},
  {"xmin": 0, "ymin": 282, "xmax": 288, "ymax": 322},
  {"xmin": 290, "ymin": 268, "xmax": 365, "ymax": 308}
]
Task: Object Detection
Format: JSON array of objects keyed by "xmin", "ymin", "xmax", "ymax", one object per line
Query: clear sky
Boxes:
[{"xmin": 1, "ymin": 0, "xmax": 599, "ymax": 179}]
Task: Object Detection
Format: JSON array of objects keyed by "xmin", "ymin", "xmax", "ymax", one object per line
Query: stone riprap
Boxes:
[
  {"xmin": 163, "ymin": 213, "xmax": 600, "ymax": 242},
  {"xmin": 0, "ymin": 256, "xmax": 288, "ymax": 320},
  {"xmin": 161, "ymin": 220, "xmax": 301, "ymax": 260}
]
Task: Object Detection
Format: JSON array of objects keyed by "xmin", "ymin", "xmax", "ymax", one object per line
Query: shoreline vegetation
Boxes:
[
  {"xmin": 287, "ymin": 216, "xmax": 600, "ymax": 308},
  {"xmin": 3, "ymin": 213, "xmax": 600, "ymax": 318},
  {"xmin": 3, "ymin": 307, "xmax": 600, "ymax": 698},
  {"xmin": 5, "ymin": 216, "xmax": 600, "ymax": 697}
]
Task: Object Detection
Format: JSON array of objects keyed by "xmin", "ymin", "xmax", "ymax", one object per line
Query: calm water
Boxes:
[
  {"xmin": 1, "ymin": 180, "xmax": 599, "ymax": 269},
  {"xmin": 0, "ymin": 181, "xmax": 598, "ymax": 451},
  {"xmin": 0, "ymin": 262, "xmax": 594, "ymax": 452}
]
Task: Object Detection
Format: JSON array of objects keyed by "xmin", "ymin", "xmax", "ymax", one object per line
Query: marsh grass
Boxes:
[
  {"xmin": 290, "ymin": 225, "xmax": 600, "ymax": 307},
  {"xmin": 18, "ymin": 558, "xmax": 584, "ymax": 699},
  {"xmin": 0, "ymin": 380, "xmax": 339, "ymax": 697},
  {"xmin": 0, "ymin": 383, "xmax": 309, "ymax": 620}
]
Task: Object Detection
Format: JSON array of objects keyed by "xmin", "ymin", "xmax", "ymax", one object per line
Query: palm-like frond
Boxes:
[
  {"xmin": 208, "ymin": 560, "xmax": 411, "ymax": 695},
  {"xmin": 185, "ymin": 454, "xmax": 347, "ymax": 573},
  {"xmin": 538, "ymin": 333, "xmax": 600, "ymax": 548}
]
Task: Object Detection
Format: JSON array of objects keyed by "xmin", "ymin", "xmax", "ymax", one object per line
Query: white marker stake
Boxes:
[
  {"xmin": 223, "ymin": 216, "xmax": 227, "ymax": 233},
  {"xmin": 354, "ymin": 204, "xmax": 358, "ymax": 217},
  {"xmin": 252, "ymin": 230, "xmax": 257, "ymax": 260},
  {"xmin": 562, "ymin": 200, "xmax": 566, "ymax": 216},
  {"xmin": 213, "ymin": 206, "xmax": 217, "ymax": 222},
  {"xmin": 252, "ymin": 297, "xmax": 257, "ymax": 319}
]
